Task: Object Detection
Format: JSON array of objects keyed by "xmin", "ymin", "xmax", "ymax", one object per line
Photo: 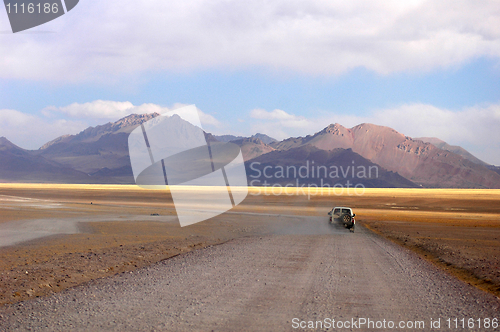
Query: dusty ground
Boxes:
[
  {"xmin": 307, "ymin": 188, "xmax": 500, "ymax": 297},
  {"xmin": 2, "ymin": 224, "xmax": 499, "ymax": 331},
  {"xmin": 360, "ymin": 211, "xmax": 500, "ymax": 297},
  {"xmin": 0, "ymin": 185, "xmax": 273, "ymax": 306},
  {"xmin": 248, "ymin": 188, "xmax": 500, "ymax": 297},
  {"xmin": 0, "ymin": 184, "xmax": 499, "ymax": 307}
]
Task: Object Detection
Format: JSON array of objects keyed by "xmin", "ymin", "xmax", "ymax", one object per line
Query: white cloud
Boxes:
[
  {"xmin": 47, "ymin": 100, "xmax": 221, "ymax": 127},
  {"xmin": 2, "ymin": 101, "xmax": 499, "ymax": 165},
  {"xmin": 197, "ymin": 111, "xmax": 221, "ymax": 127},
  {"xmin": 249, "ymin": 108, "xmax": 323, "ymax": 139},
  {"xmin": 1, "ymin": 0, "xmax": 499, "ymax": 81},
  {"xmin": 366, "ymin": 103, "xmax": 500, "ymax": 165},
  {"xmin": 251, "ymin": 109, "xmax": 298, "ymax": 121},
  {"xmin": 250, "ymin": 108, "xmax": 312, "ymax": 132},
  {"xmin": 248, "ymin": 103, "xmax": 500, "ymax": 165},
  {"xmin": 0, "ymin": 101, "xmax": 221, "ymax": 149},
  {"xmin": 368, "ymin": 104, "xmax": 500, "ymax": 145},
  {"xmin": 0, "ymin": 109, "xmax": 87, "ymax": 150},
  {"xmin": 55, "ymin": 100, "xmax": 135, "ymax": 118}
]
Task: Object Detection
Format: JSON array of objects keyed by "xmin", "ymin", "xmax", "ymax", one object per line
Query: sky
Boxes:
[{"xmin": 1, "ymin": 0, "xmax": 499, "ymax": 164}]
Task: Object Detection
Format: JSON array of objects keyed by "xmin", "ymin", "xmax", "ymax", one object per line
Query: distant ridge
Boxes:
[
  {"xmin": 229, "ymin": 137, "xmax": 276, "ymax": 161},
  {"xmin": 271, "ymin": 123, "xmax": 500, "ymax": 188},
  {"xmin": 215, "ymin": 133, "xmax": 277, "ymax": 145},
  {"xmin": 246, "ymin": 145, "xmax": 417, "ymax": 188},
  {"xmin": 415, "ymin": 137, "xmax": 488, "ymax": 166},
  {"xmin": 488, "ymin": 165, "xmax": 500, "ymax": 176},
  {"xmin": 40, "ymin": 112, "xmax": 161, "ymax": 150},
  {"xmin": 214, "ymin": 134, "xmax": 244, "ymax": 143},
  {"xmin": 0, "ymin": 137, "xmax": 98, "ymax": 183},
  {"xmin": 1, "ymin": 116, "xmax": 499, "ymax": 188}
]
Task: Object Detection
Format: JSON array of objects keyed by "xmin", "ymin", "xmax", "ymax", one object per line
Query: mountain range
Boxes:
[
  {"xmin": 1, "ymin": 113, "xmax": 499, "ymax": 188},
  {"xmin": 215, "ymin": 133, "xmax": 277, "ymax": 145}
]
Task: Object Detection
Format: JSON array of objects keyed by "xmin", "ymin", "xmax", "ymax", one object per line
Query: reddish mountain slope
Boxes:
[
  {"xmin": 230, "ymin": 137, "xmax": 275, "ymax": 161},
  {"xmin": 2, "ymin": 115, "xmax": 498, "ymax": 188},
  {"xmin": 415, "ymin": 137, "xmax": 488, "ymax": 166},
  {"xmin": 272, "ymin": 123, "xmax": 500, "ymax": 188},
  {"xmin": 246, "ymin": 145, "xmax": 417, "ymax": 188}
]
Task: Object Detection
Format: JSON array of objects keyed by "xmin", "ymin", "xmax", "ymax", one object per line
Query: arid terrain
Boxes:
[
  {"xmin": 3, "ymin": 115, "xmax": 500, "ymax": 189},
  {"xmin": 0, "ymin": 184, "xmax": 499, "ymax": 330}
]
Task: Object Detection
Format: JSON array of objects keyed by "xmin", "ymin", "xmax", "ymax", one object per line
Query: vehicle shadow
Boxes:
[{"xmin": 328, "ymin": 217, "xmax": 355, "ymax": 233}]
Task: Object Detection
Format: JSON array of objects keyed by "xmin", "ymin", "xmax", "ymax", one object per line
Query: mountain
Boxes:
[
  {"xmin": 0, "ymin": 137, "xmax": 96, "ymax": 183},
  {"xmin": 251, "ymin": 133, "xmax": 277, "ymax": 145},
  {"xmin": 271, "ymin": 123, "xmax": 500, "ymax": 188},
  {"xmin": 215, "ymin": 133, "xmax": 277, "ymax": 145},
  {"xmin": 34, "ymin": 113, "xmax": 223, "ymax": 184},
  {"xmin": 246, "ymin": 145, "xmax": 417, "ymax": 188},
  {"xmin": 40, "ymin": 113, "xmax": 160, "ymax": 151},
  {"xmin": 415, "ymin": 137, "xmax": 488, "ymax": 166},
  {"xmin": 2, "ymin": 115, "xmax": 499, "ymax": 188},
  {"xmin": 229, "ymin": 137, "xmax": 276, "ymax": 161},
  {"xmin": 35, "ymin": 113, "xmax": 162, "ymax": 183},
  {"xmin": 215, "ymin": 134, "xmax": 244, "ymax": 143},
  {"xmin": 488, "ymin": 166, "xmax": 500, "ymax": 176}
]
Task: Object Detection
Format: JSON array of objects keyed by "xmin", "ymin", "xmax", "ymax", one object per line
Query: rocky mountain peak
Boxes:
[
  {"xmin": 90, "ymin": 112, "xmax": 161, "ymax": 135},
  {"xmin": 323, "ymin": 123, "xmax": 348, "ymax": 134},
  {"xmin": 251, "ymin": 133, "xmax": 277, "ymax": 144},
  {"xmin": 0, "ymin": 137, "xmax": 21, "ymax": 150},
  {"xmin": 39, "ymin": 113, "xmax": 162, "ymax": 150},
  {"xmin": 0, "ymin": 137, "xmax": 29, "ymax": 156},
  {"xmin": 242, "ymin": 137, "xmax": 265, "ymax": 145},
  {"xmin": 112, "ymin": 112, "xmax": 161, "ymax": 130}
]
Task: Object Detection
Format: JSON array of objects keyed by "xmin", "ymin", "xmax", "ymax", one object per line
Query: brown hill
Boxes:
[
  {"xmin": 215, "ymin": 133, "xmax": 277, "ymax": 145},
  {"xmin": 36, "ymin": 113, "xmax": 161, "ymax": 182},
  {"xmin": 272, "ymin": 123, "xmax": 500, "ymax": 188},
  {"xmin": 3, "ymin": 115, "xmax": 499, "ymax": 188},
  {"xmin": 246, "ymin": 145, "xmax": 417, "ymax": 188},
  {"xmin": 488, "ymin": 166, "xmax": 500, "ymax": 176},
  {"xmin": 41, "ymin": 112, "xmax": 160, "ymax": 149},
  {"xmin": 415, "ymin": 137, "xmax": 488, "ymax": 166},
  {"xmin": 229, "ymin": 137, "xmax": 275, "ymax": 161},
  {"xmin": 0, "ymin": 137, "xmax": 96, "ymax": 183},
  {"xmin": 35, "ymin": 113, "xmax": 223, "ymax": 183}
]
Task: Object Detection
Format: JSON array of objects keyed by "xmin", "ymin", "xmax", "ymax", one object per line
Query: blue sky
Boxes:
[{"xmin": 1, "ymin": 0, "xmax": 500, "ymax": 164}]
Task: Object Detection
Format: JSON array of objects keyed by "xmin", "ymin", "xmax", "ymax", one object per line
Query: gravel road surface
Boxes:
[{"xmin": 1, "ymin": 216, "xmax": 499, "ymax": 331}]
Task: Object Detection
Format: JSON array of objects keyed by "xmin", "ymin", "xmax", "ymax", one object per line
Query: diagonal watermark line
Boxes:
[
  {"xmin": 221, "ymin": 166, "xmax": 235, "ymax": 207},
  {"xmin": 141, "ymin": 123, "xmax": 155, "ymax": 164},
  {"xmin": 60, "ymin": 0, "xmax": 68, "ymax": 13}
]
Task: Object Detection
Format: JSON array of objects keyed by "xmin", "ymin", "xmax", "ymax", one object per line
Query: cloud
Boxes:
[
  {"xmin": 47, "ymin": 100, "xmax": 221, "ymax": 126},
  {"xmin": 366, "ymin": 103, "xmax": 500, "ymax": 165},
  {"xmin": 248, "ymin": 103, "xmax": 500, "ymax": 165},
  {"xmin": 368, "ymin": 104, "xmax": 500, "ymax": 146},
  {"xmin": 249, "ymin": 108, "xmax": 323, "ymax": 140},
  {"xmin": 0, "ymin": 109, "xmax": 87, "ymax": 150},
  {"xmin": 250, "ymin": 108, "xmax": 312, "ymax": 131},
  {"xmin": 251, "ymin": 109, "xmax": 298, "ymax": 121},
  {"xmin": 1, "ymin": 0, "xmax": 499, "ymax": 81},
  {"xmin": 54, "ymin": 100, "xmax": 135, "ymax": 119},
  {"xmin": 0, "ymin": 101, "xmax": 221, "ymax": 149},
  {"xmin": 2, "ymin": 100, "xmax": 499, "ymax": 165}
]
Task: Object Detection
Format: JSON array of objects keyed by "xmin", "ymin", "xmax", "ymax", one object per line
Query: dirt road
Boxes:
[{"xmin": 1, "ymin": 216, "xmax": 499, "ymax": 331}]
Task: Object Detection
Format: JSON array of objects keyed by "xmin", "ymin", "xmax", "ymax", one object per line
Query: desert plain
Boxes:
[{"xmin": 0, "ymin": 183, "xmax": 499, "ymax": 309}]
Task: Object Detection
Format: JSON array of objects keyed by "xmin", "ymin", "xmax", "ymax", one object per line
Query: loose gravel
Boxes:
[{"xmin": 1, "ymin": 217, "xmax": 499, "ymax": 331}]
